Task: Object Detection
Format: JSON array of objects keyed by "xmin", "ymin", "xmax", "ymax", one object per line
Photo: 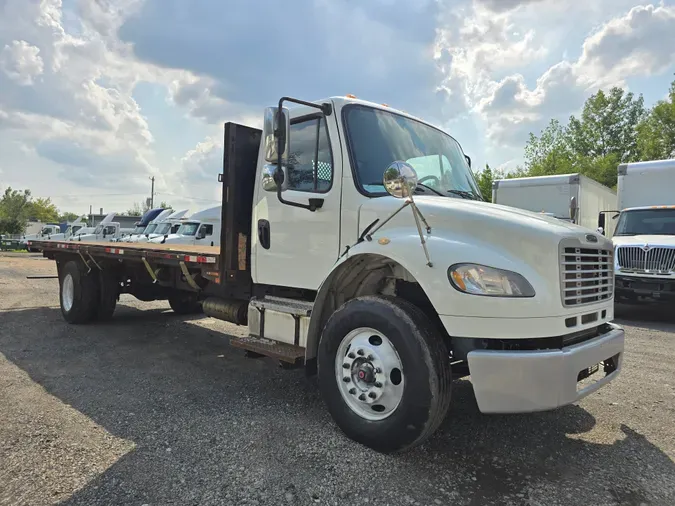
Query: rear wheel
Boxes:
[
  {"xmin": 59, "ymin": 260, "xmax": 97, "ymax": 324},
  {"xmin": 168, "ymin": 292, "xmax": 202, "ymax": 314},
  {"xmin": 317, "ymin": 295, "xmax": 452, "ymax": 453}
]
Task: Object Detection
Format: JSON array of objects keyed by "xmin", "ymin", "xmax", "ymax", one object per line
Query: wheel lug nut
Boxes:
[
  {"xmin": 357, "ymin": 349, "xmax": 364, "ymax": 356},
  {"xmin": 367, "ymin": 355, "xmax": 374, "ymax": 361},
  {"xmin": 358, "ymin": 393, "xmax": 366, "ymax": 401},
  {"xmin": 375, "ymin": 367, "xmax": 382, "ymax": 373},
  {"xmin": 342, "ymin": 363, "xmax": 350, "ymax": 369},
  {"xmin": 348, "ymin": 352, "xmax": 355, "ymax": 359},
  {"xmin": 368, "ymin": 392, "xmax": 376, "ymax": 399},
  {"xmin": 349, "ymin": 388, "xmax": 356, "ymax": 395},
  {"xmin": 375, "ymin": 382, "xmax": 383, "ymax": 388},
  {"xmin": 343, "ymin": 377, "xmax": 350, "ymax": 383}
]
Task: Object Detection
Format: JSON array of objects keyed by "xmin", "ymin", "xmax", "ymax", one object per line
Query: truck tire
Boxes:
[
  {"xmin": 317, "ymin": 295, "xmax": 452, "ymax": 453},
  {"xmin": 168, "ymin": 292, "xmax": 202, "ymax": 315},
  {"xmin": 95, "ymin": 269, "xmax": 118, "ymax": 321},
  {"xmin": 59, "ymin": 260, "xmax": 97, "ymax": 324}
]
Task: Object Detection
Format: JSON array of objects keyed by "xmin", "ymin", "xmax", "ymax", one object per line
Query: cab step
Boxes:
[
  {"xmin": 229, "ymin": 336, "xmax": 305, "ymax": 364},
  {"xmin": 248, "ymin": 296, "xmax": 314, "ymax": 349}
]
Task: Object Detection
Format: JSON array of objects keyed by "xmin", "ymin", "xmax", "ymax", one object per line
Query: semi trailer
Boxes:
[{"xmin": 29, "ymin": 95, "xmax": 624, "ymax": 453}]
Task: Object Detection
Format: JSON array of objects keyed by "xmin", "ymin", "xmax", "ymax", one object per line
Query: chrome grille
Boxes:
[
  {"xmin": 616, "ymin": 246, "xmax": 675, "ymax": 273},
  {"xmin": 560, "ymin": 242, "xmax": 614, "ymax": 307}
]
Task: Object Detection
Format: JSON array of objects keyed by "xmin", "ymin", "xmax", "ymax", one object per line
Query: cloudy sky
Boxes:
[{"xmin": 1, "ymin": 0, "xmax": 674, "ymax": 215}]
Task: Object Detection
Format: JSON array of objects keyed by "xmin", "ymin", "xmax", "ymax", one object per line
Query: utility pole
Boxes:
[{"xmin": 149, "ymin": 176, "xmax": 155, "ymax": 209}]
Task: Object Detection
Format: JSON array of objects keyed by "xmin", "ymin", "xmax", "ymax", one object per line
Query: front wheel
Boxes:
[{"xmin": 317, "ymin": 295, "xmax": 452, "ymax": 453}]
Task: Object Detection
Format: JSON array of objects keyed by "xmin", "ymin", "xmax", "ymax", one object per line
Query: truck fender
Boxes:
[{"xmin": 305, "ymin": 232, "xmax": 457, "ymax": 362}]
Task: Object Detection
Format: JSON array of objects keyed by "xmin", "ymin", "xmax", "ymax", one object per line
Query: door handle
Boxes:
[{"xmin": 258, "ymin": 219, "xmax": 270, "ymax": 250}]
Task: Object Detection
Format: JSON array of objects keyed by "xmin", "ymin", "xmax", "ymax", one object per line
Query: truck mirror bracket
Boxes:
[{"xmin": 274, "ymin": 96, "xmax": 332, "ymax": 212}]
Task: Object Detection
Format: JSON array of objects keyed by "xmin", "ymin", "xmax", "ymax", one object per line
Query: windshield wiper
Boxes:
[
  {"xmin": 414, "ymin": 183, "xmax": 444, "ymax": 197},
  {"xmin": 446, "ymin": 189, "xmax": 483, "ymax": 201}
]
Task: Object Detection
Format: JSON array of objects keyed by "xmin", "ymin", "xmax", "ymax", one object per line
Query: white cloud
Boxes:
[
  {"xmin": 577, "ymin": 4, "xmax": 675, "ymax": 88},
  {"xmin": 474, "ymin": 2, "xmax": 675, "ymax": 147},
  {"xmin": 0, "ymin": 40, "xmax": 44, "ymax": 85},
  {"xmin": 0, "ymin": 0, "xmax": 674, "ymax": 213}
]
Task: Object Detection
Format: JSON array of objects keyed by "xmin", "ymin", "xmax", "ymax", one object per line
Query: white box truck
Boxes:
[
  {"xmin": 28, "ymin": 95, "xmax": 624, "ymax": 454},
  {"xmin": 492, "ymin": 174, "xmax": 618, "ymax": 235},
  {"xmin": 605, "ymin": 158, "xmax": 675, "ymax": 303}
]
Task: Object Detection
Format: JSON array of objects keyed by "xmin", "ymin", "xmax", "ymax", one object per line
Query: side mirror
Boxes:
[
  {"xmin": 196, "ymin": 229, "xmax": 206, "ymax": 240},
  {"xmin": 569, "ymin": 196, "xmax": 578, "ymax": 223},
  {"xmin": 596, "ymin": 227, "xmax": 604, "ymax": 235},
  {"xmin": 261, "ymin": 163, "xmax": 289, "ymax": 192},
  {"xmin": 383, "ymin": 161, "xmax": 418, "ymax": 198},
  {"xmin": 102, "ymin": 230, "xmax": 107, "ymax": 238},
  {"xmin": 598, "ymin": 212, "xmax": 606, "ymax": 231},
  {"xmin": 263, "ymin": 106, "xmax": 290, "ymax": 164},
  {"xmin": 465, "ymin": 155, "xmax": 472, "ymax": 168}
]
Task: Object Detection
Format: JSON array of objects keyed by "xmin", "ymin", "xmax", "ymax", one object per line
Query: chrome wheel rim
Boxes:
[
  {"xmin": 62, "ymin": 273, "xmax": 74, "ymax": 312},
  {"xmin": 335, "ymin": 327, "xmax": 404, "ymax": 421}
]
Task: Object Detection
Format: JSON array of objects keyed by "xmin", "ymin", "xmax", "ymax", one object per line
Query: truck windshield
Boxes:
[
  {"xmin": 154, "ymin": 223, "xmax": 171, "ymax": 235},
  {"xmin": 144, "ymin": 224, "xmax": 158, "ymax": 235},
  {"xmin": 132, "ymin": 225, "xmax": 145, "ymax": 234},
  {"xmin": 615, "ymin": 208, "xmax": 675, "ymax": 236},
  {"xmin": 177, "ymin": 222, "xmax": 199, "ymax": 236},
  {"xmin": 343, "ymin": 105, "xmax": 481, "ymax": 199}
]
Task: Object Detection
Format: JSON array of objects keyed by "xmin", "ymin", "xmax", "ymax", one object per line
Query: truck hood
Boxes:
[
  {"xmin": 612, "ymin": 234, "xmax": 675, "ymax": 247},
  {"xmin": 359, "ymin": 195, "xmax": 594, "ymax": 239}
]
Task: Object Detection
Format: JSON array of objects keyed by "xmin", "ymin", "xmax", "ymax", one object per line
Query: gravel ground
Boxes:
[{"xmin": 0, "ymin": 252, "xmax": 673, "ymax": 506}]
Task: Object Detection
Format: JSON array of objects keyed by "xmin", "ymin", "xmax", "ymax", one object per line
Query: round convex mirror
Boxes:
[{"xmin": 383, "ymin": 161, "xmax": 418, "ymax": 198}]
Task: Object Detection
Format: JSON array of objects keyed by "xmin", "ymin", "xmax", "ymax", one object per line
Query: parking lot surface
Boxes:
[{"xmin": 0, "ymin": 252, "xmax": 674, "ymax": 506}]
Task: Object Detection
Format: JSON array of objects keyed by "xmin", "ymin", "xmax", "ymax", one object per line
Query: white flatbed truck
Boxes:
[{"xmin": 29, "ymin": 95, "xmax": 624, "ymax": 453}]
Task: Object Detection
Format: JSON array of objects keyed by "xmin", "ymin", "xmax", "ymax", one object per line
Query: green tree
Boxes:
[
  {"xmin": 59, "ymin": 212, "xmax": 80, "ymax": 223},
  {"xmin": 473, "ymin": 163, "xmax": 506, "ymax": 201},
  {"xmin": 0, "ymin": 188, "xmax": 32, "ymax": 235},
  {"xmin": 26, "ymin": 197, "xmax": 59, "ymax": 222},
  {"xmin": 567, "ymin": 87, "xmax": 645, "ymax": 162},
  {"xmin": 523, "ymin": 119, "xmax": 575, "ymax": 176},
  {"xmin": 637, "ymin": 79, "xmax": 675, "ymax": 160}
]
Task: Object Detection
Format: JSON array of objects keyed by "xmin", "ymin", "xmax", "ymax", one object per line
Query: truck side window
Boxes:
[
  {"xmin": 201, "ymin": 224, "xmax": 213, "ymax": 236},
  {"xmin": 287, "ymin": 117, "xmax": 333, "ymax": 193}
]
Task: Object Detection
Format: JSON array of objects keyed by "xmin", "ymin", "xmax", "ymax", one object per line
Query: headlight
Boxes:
[{"xmin": 448, "ymin": 263, "xmax": 535, "ymax": 297}]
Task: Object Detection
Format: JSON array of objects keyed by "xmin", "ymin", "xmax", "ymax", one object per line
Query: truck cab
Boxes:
[
  {"xmin": 606, "ymin": 158, "xmax": 675, "ymax": 303},
  {"xmin": 126, "ymin": 209, "xmax": 190, "ymax": 243},
  {"xmin": 246, "ymin": 96, "xmax": 623, "ymax": 445},
  {"xmin": 70, "ymin": 213, "xmax": 130, "ymax": 242},
  {"xmin": 148, "ymin": 206, "xmax": 221, "ymax": 246},
  {"xmin": 43, "ymin": 216, "xmax": 87, "ymax": 242},
  {"xmin": 21, "ymin": 223, "xmax": 62, "ymax": 251},
  {"xmin": 123, "ymin": 209, "xmax": 174, "ymax": 243},
  {"xmin": 118, "ymin": 208, "xmax": 169, "ymax": 243}
]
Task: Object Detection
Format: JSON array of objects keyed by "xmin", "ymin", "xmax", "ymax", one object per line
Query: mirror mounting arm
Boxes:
[{"xmin": 275, "ymin": 97, "xmax": 332, "ymax": 213}]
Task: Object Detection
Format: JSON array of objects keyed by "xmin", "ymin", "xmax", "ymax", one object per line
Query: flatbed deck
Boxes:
[{"xmin": 29, "ymin": 240, "xmax": 221, "ymax": 267}]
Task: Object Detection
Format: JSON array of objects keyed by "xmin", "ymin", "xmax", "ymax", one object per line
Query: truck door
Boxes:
[{"xmin": 253, "ymin": 107, "xmax": 342, "ymax": 290}]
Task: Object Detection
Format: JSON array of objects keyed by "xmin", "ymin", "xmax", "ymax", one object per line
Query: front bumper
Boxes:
[
  {"xmin": 467, "ymin": 323, "xmax": 624, "ymax": 414},
  {"xmin": 615, "ymin": 275, "xmax": 675, "ymax": 302}
]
